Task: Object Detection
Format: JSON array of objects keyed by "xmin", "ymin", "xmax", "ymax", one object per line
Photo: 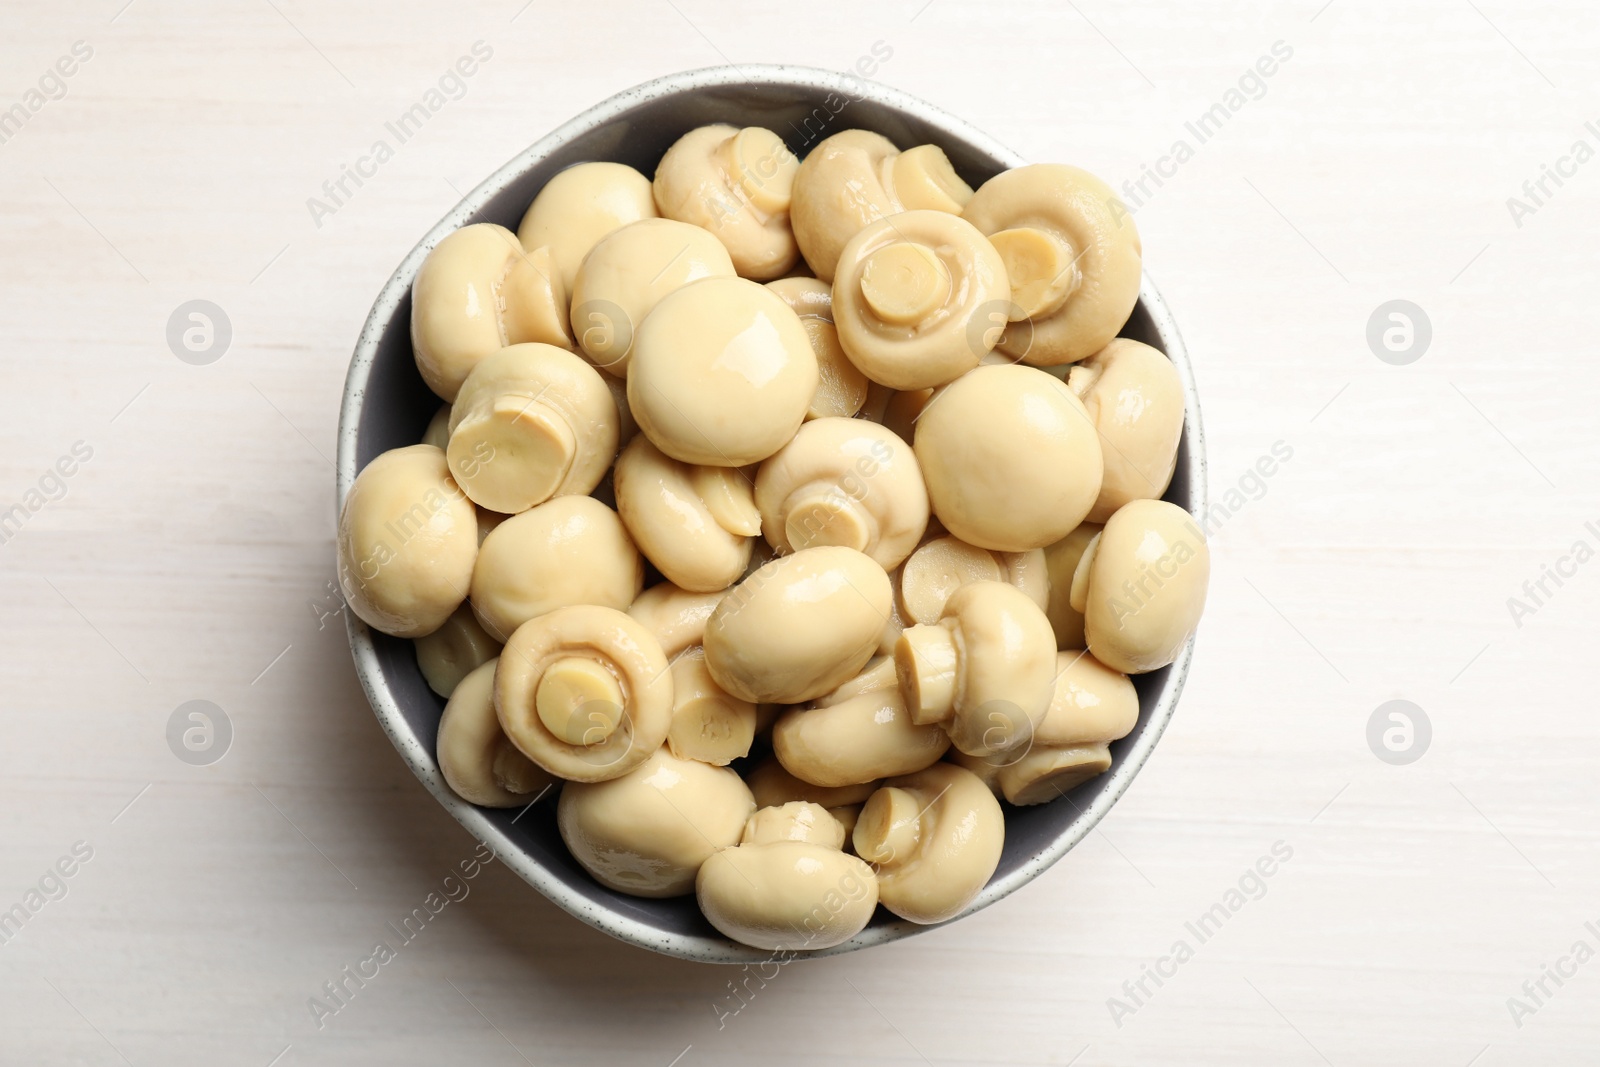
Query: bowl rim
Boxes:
[{"xmin": 337, "ymin": 62, "xmax": 1208, "ymax": 963}]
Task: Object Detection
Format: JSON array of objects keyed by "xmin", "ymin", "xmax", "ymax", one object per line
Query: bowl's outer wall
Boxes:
[{"xmin": 339, "ymin": 66, "xmax": 1206, "ymax": 962}]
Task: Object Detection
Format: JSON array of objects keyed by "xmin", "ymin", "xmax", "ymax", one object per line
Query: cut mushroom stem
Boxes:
[
  {"xmin": 852, "ymin": 786, "xmax": 922, "ymax": 866},
  {"xmin": 667, "ymin": 648, "xmax": 757, "ymax": 766}
]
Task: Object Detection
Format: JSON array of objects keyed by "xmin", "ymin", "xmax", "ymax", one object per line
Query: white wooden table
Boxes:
[{"xmin": 2, "ymin": 1, "xmax": 1595, "ymax": 1063}]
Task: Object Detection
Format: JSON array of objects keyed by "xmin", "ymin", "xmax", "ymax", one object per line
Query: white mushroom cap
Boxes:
[
  {"xmin": 1038, "ymin": 650, "xmax": 1138, "ymax": 747},
  {"xmin": 754, "ymin": 417, "xmax": 927, "ymax": 570},
  {"xmin": 495, "ymin": 605, "xmax": 673, "ymax": 783},
  {"xmin": 1072, "ymin": 499, "xmax": 1209, "ymax": 674},
  {"xmin": 831, "ymin": 210, "xmax": 1010, "ymax": 390},
  {"xmin": 773, "ymin": 673, "xmax": 949, "ymax": 788},
  {"xmin": 559, "ymin": 748, "xmax": 754, "ymax": 897},
  {"xmin": 1067, "ymin": 338, "xmax": 1185, "ymax": 523},
  {"xmin": 516, "ymin": 161, "xmax": 658, "ymax": 291},
  {"xmin": 697, "ymin": 838, "xmax": 878, "ymax": 951},
  {"xmin": 626, "ymin": 582, "xmax": 724, "ymax": 660},
  {"xmin": 766, "ymin": 276, "xmax": 869, "ymax": 419},
  {"xmin": 914, "ymin": 364, "xmax": 1103, "ymax": 552},
  {"xmin": 337, "ymin": 444, "xmax": 477, "ymax": 638},
  {"xmin": 897, "ymin": 535, "xmax": 1047, "ymax": 627},
  {"xmin": 961, "ymin": 163, "xmax": 1142, "ymax": 367},
  {"xmin": 854, "ymin": 763, "xmax": 1002, "ymax": 925},
  {"xmin": 470, "ymin": 496, "xmax": 642, "ymax": 641},
  {"xmin": 704, "ymin": 546, "xmax": 892, "ymax": 704},
  {"xmin": 445, "ymin": 343, "xmax": 619, "ymax": 514},
  {"xmin": 569, "ymin": 218, "xmax": 736, "ymax": 376},
  {"xmin": 1041, "ymin": 522, "xmax": 1101, "ymax": 649},
  {"xmin": 414, "ymin": 603, "xmax": 501, "ymax": 698},
  {"xmin": 627, "ymin": 276, "xmax": 819, "ymax": 467},
  {"xmin": 410, "ymin": 223, "xmax": 570, "ymax": 402},
  {"xmin": 436, "ymin": 658, "xmax": 555, "ymax": 807},
  {"xmin": 895, "ymin": 580, "xmax": 1056, "ymax": 758},
  {"xmin": 613, "ymin": 434, "xmax": 759, "ymax": 593},
  {"xmin": 653, "ymin": 124, "xmax": 801, "ymax": 281}
]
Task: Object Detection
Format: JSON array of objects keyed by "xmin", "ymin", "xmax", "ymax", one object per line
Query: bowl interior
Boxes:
[{"xmin": 340, "ymin": 66, "xmax": 1204, "ymax": 962}]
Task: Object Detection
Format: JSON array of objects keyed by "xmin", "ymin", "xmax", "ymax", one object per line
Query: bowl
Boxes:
[{"xmin": 336, "ymin": 64, "xmax": 1207, "ymax": 962}]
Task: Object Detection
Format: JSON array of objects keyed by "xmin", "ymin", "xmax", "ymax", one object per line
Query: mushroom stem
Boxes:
[
  {"xmin": 536, "ymin": 656, "xmax": 624, "ymax": 745},
  {"xmin": 895, "ymin": 623, "xmax": 959, "ymax": 725},
  {"xmin": 1068, "ymin": 532, "xmax": 1102, "ymax": 614},
  {"xmin": 888, "ymin": 145, "xmax": 974, "ymax": 214},
  {"xmin": 853, "ymin": 786, "xmax": 922, "ymax": 866},
  {"xmin": 448, "ymin": 393, "xmax": 577, "ymax": 511},
  {"xmin": 782, "ymin": 485, "xmax": 874, "ymax": 554},
  {"xmin": 987, "ymin": 226, "xmax": 1079, "ymax": 321},
  {"xmin": 859, "ymin": 242, "xmax": 952, "ymax": 325}
]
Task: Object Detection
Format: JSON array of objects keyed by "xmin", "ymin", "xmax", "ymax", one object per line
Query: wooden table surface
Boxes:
[{"xmin": 2, "ymin": 1, "xmax": 1596, "ymax": 1064}]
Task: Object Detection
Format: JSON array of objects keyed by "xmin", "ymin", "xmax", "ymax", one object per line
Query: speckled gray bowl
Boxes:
[{"xmin": 337, "ymin": 64, "xmax": 1207, "ymax": 963}]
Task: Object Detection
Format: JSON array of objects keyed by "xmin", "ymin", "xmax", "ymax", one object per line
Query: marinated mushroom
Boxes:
[
  {"xmin": 993, "ymin": 649, "xmax": 1135, "ymax": 805},
  {"xmin": 470, "ymin": 495, "xmax": 642, "ymax": 641},
  {"xmin": 436, "ymin": 658, "xmax": 554, "ymax": 807},
  {"xmin": 854, "ymin": 763, "xmax": 1003, "ymax": 924},
  {"xmin": 704, "ymin": 546, "xmax": 892, "ymax": 704},
  {"xmin": 337, "ymin": 444, "xmax": 477, "ymax": 638},
  {"xmin": 773, "ymin": 666, "xmax": 949, "ymax": 788},
  {"xmin": 754, "ymin": 417, "xmax": 928, "ymax": 570},
  {"xmin": 766, "ymin": 276, "xmax": 869, "ymax": 419},
  {"xmin": 411, "ymin": 223, "xmax": 570, "ymax": 402},
  {"xmin": 613, "ymin": 435, "xmax": 759, "ymax": 593},
  {"xmin": 1042, "ymin": 522, "xmax": 1101, "ymax": 649},
  {"xmin": 627, "ymin": 276, "xmax": 819, "ymax": 467},
  {"xmin": 790, "ymin": 131, "xmax": 973, "ymax": 282},
  {"xmin": 516, "ymin": 161, "xmax": 658, "ymax": 291},
  {"xmin": 558, "ymin": 747, "xmax": 754, "ymax": 897},
  {"xmin": 496, "ymin": 604, "xmax": 672, "ymax": 783},
  {"xmin": 915, "ymin": 364, "xmax": 1103, "ymax": 551},
  {"xmin": 831, "ymin": 210, "xmax": 1010, "ymax": 390},
  {"xmin": 626, "ymin": 582, "xmax": 724, "ymax": 659},
  {"xmin": 898, "ymin": 535, "xmax": 1048, "ymax": 627},
  {"xmin": 654, "ymin": 124, "xmax": 801, "ymax": 281},
  {"xmin": 697, "ymin": 802, "xmax": 878, "ymax": 950},
  {"xmin": 666, "ymin": 647, "xmax": 757, "ymax": 766},
  {"xmin": 569, "ymin": 218, "xmax": 736, "ymax": 376},
  {"xmin": 1072, "ymin": 499, "xmax": 1209, "ymax": 674},
  {"xmin": 745, "ymin": 757, "xmax": 880, "ymax": 810},
  {"xmin": 997, "ymin": 742, "xmax": 1112, "ymax": 806},
  {"xmin": 414, "ymin": 602, "xmax": 501, "ymax": 697},
  {"xmin": 445, "ymin": 343, "xmax": 619, "ymax": 514},
  {"xmin": 895, "ymin": 580, "xmax": 1056, "ymax": 757},
  {"xmin": 961, "ymin": 163, "xmax": 1142, "ymax": 366},
  {"xmin": 1067, "ymin": 338, "xmax": 1185, "ymax": 522}
]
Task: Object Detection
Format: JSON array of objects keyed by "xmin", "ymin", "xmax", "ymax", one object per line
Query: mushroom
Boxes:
[
  {"xmin": 495, "ymin": 604, "xmax": 672, "ymax": 783},
  {"xmin": 569, "ymin": 218, "xmax": 736, "ymax": 376},
  {"xmin": 558, "ymin": 747, "xmax": 754, "ymax": 897},
  {"xmin": 410, "ymin": 223, "xmax": 570, "ymax": 402},
  {"xmin": 853, "ymin": 763, "xmax": 1003, "ymax": 925},
  {"xmin": 516, "ymin": 161, "xmax": 658, "ymax": 291},
  {"xmin": 696, "ymin": 802, "xmax": 879, "ymax": 951},
  {"xmin": 897, "ymin": 535, "xmax": 1048, "ymax": 627},
  {"xmin": 1071, "ymin": 499, "xmax": 1209, "ymax": 674},
  {"xmin": 745, "ymin": 757, "xmax": 880, "ymax": 809},
  {"xmin": 666, "ymin": 647, "xmax": 757, "ymax": 766},
  {"xmin": 997, "ymin": 743, "xmax": 1112, "ymax": 807},
  {"xmin": 612, "ymin": 434, "xmax": 759, "ymax": 593},
  {"xmin": 754, "ymin": 417, "xmax": 927, "ymax": 570},
  {"xmin": 961, "ymin": 163, "xmax": 1142, "ymax": 366},
  {"xmin": 766, "ymin": 276, "xmax": 869, "ymax": 419},
  {"xmin": 336, "ymin": 444, "xmax": 477, "ymax": 638},
  {"xmin": 421, "ymin": 404, "xmax": 450, "ymax": 449},
  {"xmin": 653, "ymin": 124, "xmax": 801, "ymax": 281},
  {"xmin": 831, "ymin": 210, "xmax": 1010, "ymax": 390},
  {"xmin": 790, "ymin": 131, "xmax": 973, "ymax": 282},
  {"xmin": 1042, "ymin": 522, "xmax": 1101, "ymax": 649},
  {"xmin": 773, "ymin": 664, "xmax": 949, "ymax": 788},
  {"xmin": 626, "ymin": 582, "xmax": 724, "ymax": 659},
  {"xmin": 1067, "ymin": 338, "xmax": 1185, "ymax": 522},
  {"xmin": 445, "ymin": 343, "xmax": 619, "ymax": 514},
  {"xmin": 704, "ymin": 546, "xmax": 892, "ymax": 704},
  {"xmin": 414, "ymin": 603, "xmax": 501, "ymax": 698},
  {"xmin": 914, "ymin": 364, "xmax": 1103, "ymax": 552},
  {"xmin": 895, "ymin": 580, "xmax": 1056, "ymax": 758},
  {"xmin": 991, "ymin": 649, "xmax": 1135, "ymax": 806},
  {"xmin": 470, "ymin": 495, "xmax": 642, "ymax": 641},
  {"xmin": 436, "ymin": 658, "xmax": 555, "ymax": 807},
  {"xmin": 627, "ymin": 276, "xmax": 819, "ymax": 467}
]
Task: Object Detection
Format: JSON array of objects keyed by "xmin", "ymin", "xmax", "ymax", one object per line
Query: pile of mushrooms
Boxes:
[{"xmin": 338, "ymin": 126, "xmax": 1208, "ymax": 953}]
